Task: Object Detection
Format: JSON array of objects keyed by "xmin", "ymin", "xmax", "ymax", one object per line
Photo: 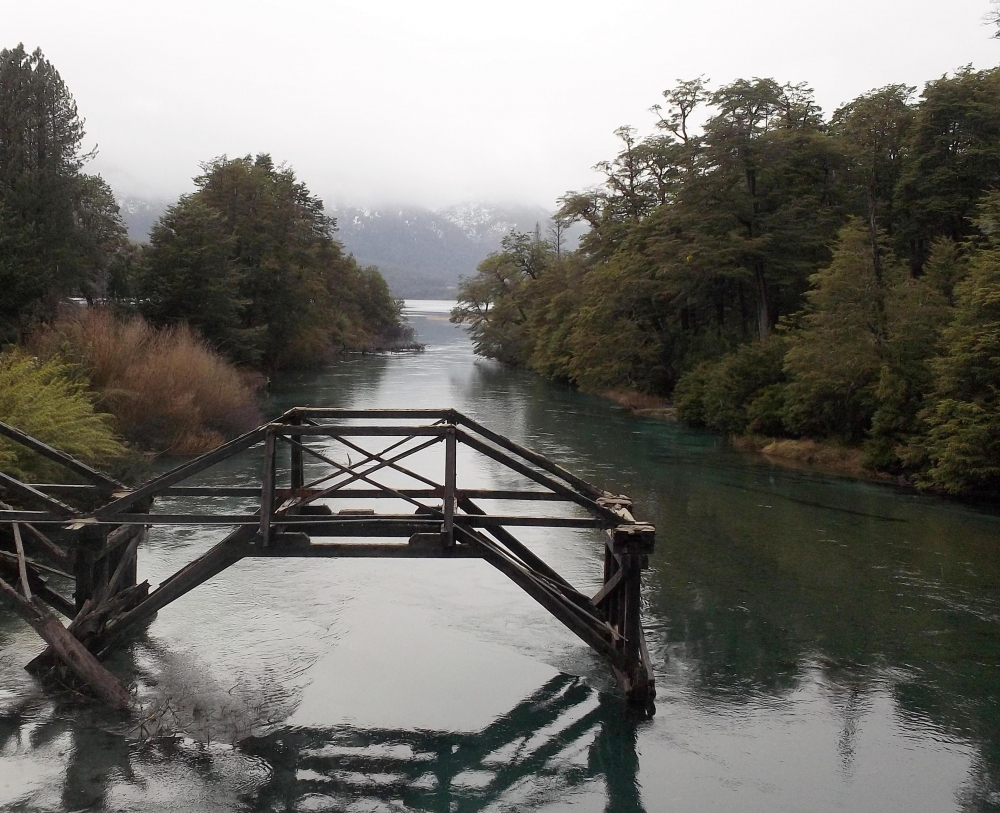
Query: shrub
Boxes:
[
  {"xmin": 32, "ymin": 309, "xmax": 261, "ymax": 454},
  {"xmin": 0, "ymin": 349, "xmax": 128, "ymax": 482}
]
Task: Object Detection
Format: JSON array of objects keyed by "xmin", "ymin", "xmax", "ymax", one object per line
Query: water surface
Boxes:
[{"xmin": 2, "ymin": 299, "xmax": 999, "ymax": 811}]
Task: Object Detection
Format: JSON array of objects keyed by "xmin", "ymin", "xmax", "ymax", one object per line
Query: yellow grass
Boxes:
[{"xmin": 33, "ymin": 310, "xmax": 262, "ymax": 455}]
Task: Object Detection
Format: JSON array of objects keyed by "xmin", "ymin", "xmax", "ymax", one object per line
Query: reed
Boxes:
[{"xmin": 32, "ymin": 310, "xmax": 262, "ymax": 455}]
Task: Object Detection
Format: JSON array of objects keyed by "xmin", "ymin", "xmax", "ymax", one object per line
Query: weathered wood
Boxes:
[
  {"xmin": 329, "ymin": 433, "xmax": 444, "ymax": 491},
  {"xmin": 290, "ymin": 416, "xmax": 305, "ymax": 492},
  {"xmin": 85, "ymin": 513, "xmax": 603, "ymax": 529},
  {"xmin": 260, "ymin": 432, "xmax": 277, "ymax": 545},
  {"xmin": 0, "ymin": 551, "xmax": 73, "ymax": 580},
  {"xmin": 443, "ymin": 427, "xmax": 456, "ymax": 546},
  {"xmin": 454, "ymin": 413, "xmax": 606, "ymax": 499},
  {"xmin": 457, "ymin": 527, "xmax": 626, "ymax": 671},
  {"xmin": 242, "ymin": 539, "xmax": 485, "ymax": 558},
  {"xmin": 96, "ymin": 526, "xmax": 254, "ymax": 653},
  {"xmin": 12, "ymin": 523, "xmax": 30, "ymax": 599},
  {"xmin": 591, "ymin": 568, "xmax": 623, "ymax": 608},
  {"xmin": 0, "ymin": 574, "xmax": 131, "ymax": 709},
  {"xmin": 283, "ymin": 408, "xmax": 454, "ymax": 420},
  {"xmin": 96, "ymin": 426, "xmax": 266, "ymax": 517},
  {"xmin": 96, "ymin": 530, "xmax": 142, "ymax": 605},
  {"xmin": 0, "ymin": 556, "xmax": 75, "ymax": 618},
  {"xmin": 0, "ymin": 420, "xmax": 122, "ymax": 492},
  {"xmin": 455, "ymin": 431, "xmax": 620, "ymax": 525},
  {"xmin": 0, "ymin": 472, "xmax": 76, "ymax": 515},
  {"xmin": 458, "ymin": 497, "xmax": 578, "ymax": 592},
  {"xmin": 273, "ymin": 424, "xmax": 448, "ymax": 437}
]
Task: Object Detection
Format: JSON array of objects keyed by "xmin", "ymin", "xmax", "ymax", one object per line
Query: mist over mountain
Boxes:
[{"xmin": 118, "ymin": 196, "xmax": 576, "ymax": 299}]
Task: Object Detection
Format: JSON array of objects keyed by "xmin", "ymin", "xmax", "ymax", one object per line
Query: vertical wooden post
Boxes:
[
  {"xmin": 74, "ymin": 528, "xmax": 101, "ymax": 613},
  {"xmin": 290, "ymin": 416, "xmax": 304, "ymax": 493},
  {"xmin": 260, "ymin": 431, "xmax": 277, "ymax": 547},
  {"xmin": 443, "ymin": 426, "xmax": 456, "ymax": 547},
  {"xmin": 622, "ymin": 552, "xmax": 642, "ymax": 671}
]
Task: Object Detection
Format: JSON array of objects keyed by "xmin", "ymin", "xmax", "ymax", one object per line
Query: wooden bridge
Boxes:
[{"xmin": 0, "ymin": 408, "xmax": 656, "ymax": 714}]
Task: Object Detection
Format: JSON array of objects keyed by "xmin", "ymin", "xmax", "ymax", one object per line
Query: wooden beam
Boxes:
[
  {"xmin": 12, "ymin": 523, "xmax": 30, "ymax": 599},
  {"xmin": 0, "ymin": 556, "xmax": 75, "ymax": 618},
  {"xmin": 260, "ymin": 432, "xmax": 277, "ymax": 545},
  {"xmin": 0, "ymin": 472, "xmax": 76, "ymax": 515},
  {"xmin": 443, "ymin": 427, "xmax": 456, "ymax": 546},
  {"xmin": 455, "ymin": 526, "xmax": 625, "ymax": 669},
  {"xmin": 591, "ymin": 568, "xmax": 623, "ymax": 608},
  {"xmin": 283, "ymin": 408, "xmax": 454, "ymax": 420},
  {"xmin": 458, "ymin": 497, "xmax": 577, "ymax": 592},
  {"xmin": 96, "ymin": 426, "xmax": 266, "ymax": 518},
  {"xmin": 0, "ymin": 420, "xmax": 122, "ymax": 492},
  {"xmin": 455, "ymin": 431, "xmax": 620, "ymax": 525},
  {"xmin": 96, "ymin": 525, "xmax": 254, "ymax": 654},
  {"xmin": 241, "ymin": 540, "xmax": 484, "ymax": 558},
  {"xmin": 454, "ymin": 413, "xmax": 605, "ymax": 499},
  {"xmin": 271, "ymin": 424, "xmax": 447, "ymax": 437},
  {"xmin": 0, "ymin": 574, "xmax": 131, "ymax": 709}
]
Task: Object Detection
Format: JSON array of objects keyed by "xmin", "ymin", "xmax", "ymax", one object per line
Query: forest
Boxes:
[
  {"xmin": 452, "ymin": 66, "xmax": 1000, "ymax": 498},
  {"xmin": 0, "ymin": 44, "xmax": 407, "ymax": 467}
]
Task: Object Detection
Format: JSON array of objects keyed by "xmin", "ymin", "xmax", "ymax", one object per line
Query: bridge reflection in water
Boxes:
[
  {"xmin": 243, "ymin": 674, "xmax": 645, "ymax": 813},
  {"xmin": 0, "ymin": 674, "xmax": 645, "ymax": 811}
]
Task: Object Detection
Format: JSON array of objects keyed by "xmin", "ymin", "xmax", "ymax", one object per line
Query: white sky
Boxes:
[{"xmin": 7, "ymin": 0, "xmax": 1000, "ymax": 209}]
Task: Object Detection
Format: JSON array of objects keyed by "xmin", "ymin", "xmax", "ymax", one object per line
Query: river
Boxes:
[{"xmin": 2, "ymin": 299, "xmax": 1000, "ymax": 812}]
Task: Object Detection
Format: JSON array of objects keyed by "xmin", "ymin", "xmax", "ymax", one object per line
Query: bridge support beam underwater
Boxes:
[{"xmin": 0, "ymin": 408, "xmax": 656, "ymax": 713}]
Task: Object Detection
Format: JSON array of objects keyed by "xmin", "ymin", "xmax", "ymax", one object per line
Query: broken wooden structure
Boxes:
[{"xmin": 0, "ymin": 408, "xmax": 656, "ymax": 712}]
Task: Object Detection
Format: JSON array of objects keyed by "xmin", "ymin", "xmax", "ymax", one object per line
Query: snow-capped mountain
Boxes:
[{"xmin": 116, "ymin": 193, "xmax": 573, "ymax": 299}]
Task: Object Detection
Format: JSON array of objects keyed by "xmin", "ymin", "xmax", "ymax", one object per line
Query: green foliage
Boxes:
[
  {"xmin": 895, "ymin": 66, "xmax": 1000, "ymax": 270},
  {"xmin": 922, "ymin": 194, "xmax": 1000, "ymax": 494},
  {"xmin": 138, "ymin": 154, "xmax": 406, "ymax": 369},
  {"xmin": 0, "ymin": 349, "xmax": 127, "ymax": 482},
  {"xmin": 672, "ymin": 338, "xmax": 787, "ymax": 434},
  {"xmin": 0, "ymin": 45, "xmax": 127, "ymax": 340}
]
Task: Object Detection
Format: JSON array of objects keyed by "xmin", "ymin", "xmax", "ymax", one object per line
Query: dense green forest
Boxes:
[
  {"xmin": 0, "ymin": 44, "xmax": 407, "ymax": 466},
  {"xmin": 0, "ymin": 44, "xmax": 406, "ymax": 367},
  {"xmin": 453, "ymin": 66, "xmax": 1000, "ymax": 497}
]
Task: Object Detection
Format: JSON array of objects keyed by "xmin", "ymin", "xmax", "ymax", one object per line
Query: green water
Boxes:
[{"xmin": 2, "ymin": 300, "xmax": 999, "ymax": 812}]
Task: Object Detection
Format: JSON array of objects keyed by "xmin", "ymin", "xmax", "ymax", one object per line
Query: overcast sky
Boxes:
[{"xmin": 7, "ymin": 1, "xmax": 1000, "ymax": 210}]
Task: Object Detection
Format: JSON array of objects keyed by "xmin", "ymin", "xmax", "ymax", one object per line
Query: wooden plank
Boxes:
[
  {"xmin": 96, "ymin": 530, "xmax": 142, "ymax": 605},
  {"xmin": 12, "ymin": 523, "xmax": 30, "ymax": 599},
  {"xmin": 96, "ymin": 526, "xmax": 254, "ymax": 654},
  {"xmin": 454, "ymin": 413, "xmax": 606, "ymax": 498},
  {"xmin": 283, "ymin": 408, "xmax": 455, "ymax": 420},
  {"xmin": 455, "ymin": 431, "xmax": 620, "ymax": 524},
  {"xmin": 458, "ymin": 497, "xmax": 577, "ymax": 592},
  {"xmin": 591, "ymin": 568, "xmax": 623, "ymax": 608},
  {"xmin": 0, "ymin": 472, "xmax": 76, "ymax": 515},
  {"xmin": 290, "ymin": 416, "xmax": 304, "ymax": 491},
  {"xmin": 242, "ymin": 540, "xmax": 484, "ymax": 558},
  {"xmin": 443, "ymin": 428, "xmax": 456, "ymax": 546},
  {"xmin": 92, "ymin": 513, "xmax": 603, "ymax": 529},
  {"xmin": 96, "ymin": 426, "xmax": 266, "ymax": 517},
  {"xmin": 271, "ymin": 424, "xmax": 447, "ymax": 437},
  {"xmin": 259, "ymin": 432, "xmax": 277, "ymax": 545},
  {"xmin": 0, "ymin": 574, "xmax": 131, "ymax": 709},
  {"xmin": 0, "ymin": 420, "xmax": 122, "ymax": 491},
  {"xmin": 456, "ymin": 526, "xmax": 626, "ymax": 671},
  {"xmin": 0, "ymin": 510, "xmax": 65, "ymax": 523},
  {"xmin": 0, "ymin": 551, "xmax": 73, "ymax": 580},
  {"xmin": 105, "ymin": 487, "xmax": 565, "ymax": 501},
  {"xmin": 0, "ymin": 556, "xmax": 75, "ymax": 618}
]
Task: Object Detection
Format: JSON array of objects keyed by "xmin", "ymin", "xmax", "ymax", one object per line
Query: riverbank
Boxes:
[{"xmin": 601, "ymin": 388, "xmax": 903, "ymax": 485}]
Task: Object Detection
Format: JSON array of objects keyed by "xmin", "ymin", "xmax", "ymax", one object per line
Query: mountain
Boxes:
[
  {"xmin": 117, "ymin": 197, "xmax": 169, "ymax": 242},
  {"xmin": 116, "ymin": 193, "xmax": 575, "ymax": 299},
  {"xmin": 332, "ymin": 202, "xmax": 572, "ymax": 298}
]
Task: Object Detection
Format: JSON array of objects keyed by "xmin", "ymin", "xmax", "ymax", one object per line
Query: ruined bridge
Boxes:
[{"xmin": 0, "ymin": 408, "xmax": 656, "ymax": 713}]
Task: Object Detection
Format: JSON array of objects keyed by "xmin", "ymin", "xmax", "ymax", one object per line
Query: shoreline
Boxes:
[{"xmin": 601, "ymin": 389, "xmax": 904, "ymax": 487}]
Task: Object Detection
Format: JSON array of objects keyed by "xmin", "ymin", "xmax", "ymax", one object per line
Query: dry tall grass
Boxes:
[{"xmin": 33, "ymin": 310, "xmax": 262, "ymax": 454}]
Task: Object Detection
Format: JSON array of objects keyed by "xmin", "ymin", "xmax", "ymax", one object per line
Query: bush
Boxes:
[
  {"xmin": 0, "ymin": 349, "xmax": 128, "ymax": 482},
  {"xmin": 32, "ymin": 309, "xmax": 262, "ymax": 454},
  {"xmin": 674, "ymin": 337, "xmax": 787, "ymax": 434}
]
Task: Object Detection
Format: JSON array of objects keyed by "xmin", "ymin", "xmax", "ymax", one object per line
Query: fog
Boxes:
[{"xmin": 7, "ymin": 0, "xmax": 999, "ymax": 209}]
